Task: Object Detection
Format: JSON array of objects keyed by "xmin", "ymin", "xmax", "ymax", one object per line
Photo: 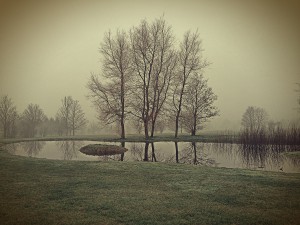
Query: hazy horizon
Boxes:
[{"xmin": 1, "ymin": 0, "xmax": 299, "ymax": 131}]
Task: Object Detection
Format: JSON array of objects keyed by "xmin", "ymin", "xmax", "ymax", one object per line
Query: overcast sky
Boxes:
[{"xmin": 0, "ymin": 0, "xmax": 299, "ymax": 130}]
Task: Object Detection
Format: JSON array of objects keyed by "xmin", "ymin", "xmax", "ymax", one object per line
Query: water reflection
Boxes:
[
  {"xmin": 4, "ymin": 143, "xmax": 18, "ymax": 155},
  {"xmin": 56, "ymin": 141, "xmax": 84, "ymax": 160},
  {"xmin": 120, "ymin": 142, "xmax": 125, "ymax": 161},
  {"xmin": 144, "ymin": 142, "xmax": 149, "ymax": 161},
  {"xmin": 130, "ymin": 143, "xmax": 144, "ymax": 161},
  {"xmin": 21, "ymin": 141, "xmax": 45, "ymax": 157},
  {"xmin": 3, "ymin": 141, "xmax": 300, "ymax": 173},
  {"xmin": 175, "ymin": 142, "xmax": 179, "ymax": 163},
  {"xmin": 179, "ymin": 142, "xmax": 217, "ymax": 166},
  {"xmin": 239, "ymin": 144, "xmax": 299, "ymax": 172}
]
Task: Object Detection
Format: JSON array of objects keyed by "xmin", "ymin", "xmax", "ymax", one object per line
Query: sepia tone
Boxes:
[
  {"xmin": 0, "ymin": 0, "xmax": 299, "ymax": 129},
  {"xmin": 0, "ymin": 0, "xmax": 299, "ymax": 225}
]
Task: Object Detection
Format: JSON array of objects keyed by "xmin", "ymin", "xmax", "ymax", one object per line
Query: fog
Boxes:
[{"xmin": 0, "ymin": 0, "xmax": 299, "ymax": 132}]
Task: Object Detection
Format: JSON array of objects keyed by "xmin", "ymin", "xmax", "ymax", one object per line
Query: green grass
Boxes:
[{"xmin": 0, "ymin": 144, "xmax": 300, "ymax": 225}]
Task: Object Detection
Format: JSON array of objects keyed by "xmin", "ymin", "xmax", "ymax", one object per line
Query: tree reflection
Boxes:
[
  {"xmin": 179, "ymin": 142, "xmax": 216, "ymax": 166},
  {"xmin": 174, "ymin": 142, "xmax": 179, "ymax": 163},
  {"xmin": 4, "ymin": 143, "xmax": 18, "ymax": 155},
  {"xmin": 56, "ymin": 141, "xmax": 83, "ymax": 160},
  {"xmin": 238, "ymin": 144, "xmax": 295, "ymax": 171},
  {"xmin": 129, "ymin": 142, "xmax": 161, "ymax": 162},
  {"xmin": 130, "ymin": 143, "xmax": 144, "ymax": 161},
  {"xmin": 97, "ymin": 154, "xmax": 123, "ymax": 161},
  {"xmin": 151, "ymin": 142, "xmax": 157, "ymax": 162},
  {"xmin": 21, "ymin": 141, "xmax": 45, "ymax": 157},
  {"xmin": 144, "ymin": 142, "xmax": 150, "ymax": 161},
  {"xmin": 284, "ymin": 155, "xmax": 300, "ymax": 168},
  {"xmin": 120, "ymin": 142, "xmax": 125, "ymax": 161}
]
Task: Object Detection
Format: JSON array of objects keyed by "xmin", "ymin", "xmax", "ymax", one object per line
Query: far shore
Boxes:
[{"xmin": 0, "ymin": 133, "xmax": 239, "ymax": 145}]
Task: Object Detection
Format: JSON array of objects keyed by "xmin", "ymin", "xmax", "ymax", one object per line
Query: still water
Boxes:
[{"xmin": 4, "ymin": 141, "xmax": 300, "ymax": 173}]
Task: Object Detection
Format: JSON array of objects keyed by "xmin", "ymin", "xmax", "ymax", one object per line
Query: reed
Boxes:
[{"xmin": 239, "ymin": 123, "xmax": 300, "ymax": 147}]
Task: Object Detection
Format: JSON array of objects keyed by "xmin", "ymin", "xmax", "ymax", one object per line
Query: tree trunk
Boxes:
[
  {"xmin": 150, "ymin": 119, "xmax": 155, "ymax": 138},
  {"xmin": 120, "ymin": 72, "xmax": 126, "ymax": 139},
  {"xmin": 175, "ymin": 113, "xmax": 180, "ymax": 138},
  {"xmin": 191, "ymin": 130, "xmax": 196, "ymax": 136},
  {"xmin": 144, "ymin": 119, "xmax": 149, "ymax": 139},
  {"xmin": 191, "ymin": 113, "xmax": 197, "ymax": 136},
  {"xmin": 120, "ymin": 118, "xmax": 125, "ymax": 139}
]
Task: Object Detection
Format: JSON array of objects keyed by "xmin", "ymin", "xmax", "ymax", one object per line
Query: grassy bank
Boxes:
[
  {"xmin": 283, "ymin": 151, "xmax": 300, "ymax": 159},
  {"xmin": 0, "ymin": 133, "xmax": 239, "ymax": 145},
  {"xmin": 0, "ymin": 146, "xmax": 299, "ymax": 225}
]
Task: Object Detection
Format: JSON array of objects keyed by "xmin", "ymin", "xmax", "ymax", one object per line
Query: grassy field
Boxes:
[{"xmin": 0, "ymin": 143, "xmax": 300, "ymax": 225}]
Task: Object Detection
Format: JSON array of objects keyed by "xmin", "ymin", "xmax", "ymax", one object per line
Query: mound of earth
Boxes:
[{"xmin": 80, "ymin": 144, "xmax": 127, "ymax": 156}]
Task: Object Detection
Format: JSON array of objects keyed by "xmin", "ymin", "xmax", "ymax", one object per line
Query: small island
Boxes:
[{"xmin": 80, "ymin": 144, "xmax": 127, "ymax": 156}]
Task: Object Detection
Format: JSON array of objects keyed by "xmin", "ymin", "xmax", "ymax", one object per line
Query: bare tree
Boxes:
[
  {"xmin": 88, "ymin": 30, "xmax": 131, "ymax": 139},
  {"xmin": 69, "ymin": 100, "xmax": 87, "ymax": 136},
  {"xmin": 38, "ymin": 117, "xmax": 61, "ymax": 137},
  {"xmin": 131, "ymin": 119, "xmax": 143, "ymax": 134},
  {"xmin": 129, "ymin": 17, "xmax": 176, "ymax": 138},
  {"xmin": 155, "ymin": 118, "xmax": 166, "ymax": 134},
  {"xmin": 181, "ymin": 74, "xmax": 218, "ymax": 136},
  {"xmin": 54, "ymin": 116, "xmax": 65, "ymax": 136},
  {"xmin": 57, "ymin": 96, "xmax": 87, "ymax": 136},
  {"xmin": 87, "ymin": 18, "xmax": 216, "ymax": 138},
  {"xmin": 0, "ymin": 95, "xmax": 18, "ymax": 138},
  {"xmin": 57, "ymin": 96, "xmax": 73, "ymax": 135},
  {"xmin": 21, "ymin": 104, "xmax": 46, "ymax": 137},
  {"xmin": 172, "ymin": 30, "xmax": 209, "ymax": 138},
  {"xmin": 241, "ymin": 106, "xmax": 269, "ymax": 134}
]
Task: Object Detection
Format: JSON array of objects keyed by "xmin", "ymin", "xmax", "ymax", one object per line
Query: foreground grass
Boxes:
[{"xmin": 0, "ymin": 147, "xmax": 299, "ymax": 225}]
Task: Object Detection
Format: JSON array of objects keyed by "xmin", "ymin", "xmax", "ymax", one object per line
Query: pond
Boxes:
[{"xmin": 3, "ymin": 141, "xmax": 300, "ymax": 173}]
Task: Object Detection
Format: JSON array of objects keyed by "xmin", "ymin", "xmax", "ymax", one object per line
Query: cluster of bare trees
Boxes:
[
  {"xmin": 56, "ymin": 96, "xmax": 87, "ymax": 136},
  {"xmin": 88, "ymin": 17, "xmax": 218, "ymax": 138},
  {"xmin": 0, "ymin": 95, "xmax": 18, "ymax": 138},
  {"xmin": 241, "ymin": 106, "xmax": 269, "ymax": 135},
  {"xmin": 0, "ymin": 95, "xmax": 87, "ymax": 138},
  {"xmin": 240, "ymin": 106, "xmax": 300, "ymax": 145},
  {"xmin": 20, "ymin": 104, "xmax": 46, "ymax": 137},
  {"xmin": 0, "ymin": 98, "xmax": 48, "ymax": 138},
  {"xmin": 240, "ymin": 106, "xmax": 270, "ymax": 144}
]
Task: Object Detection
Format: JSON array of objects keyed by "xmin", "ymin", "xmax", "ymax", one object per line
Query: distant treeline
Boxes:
[{"xmin": 239, "ymin": 106, "xmax": 300, "ymax": 146}]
